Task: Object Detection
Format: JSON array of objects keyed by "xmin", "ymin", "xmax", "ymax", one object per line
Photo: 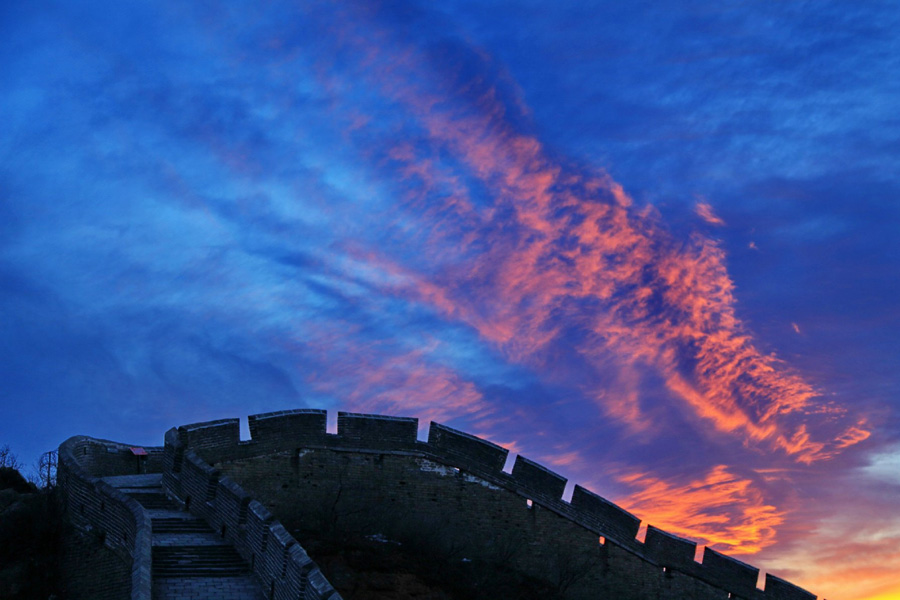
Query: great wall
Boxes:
[{"xmin": 58, "ymin": 409, "xmax": 820, "ymax": 600}]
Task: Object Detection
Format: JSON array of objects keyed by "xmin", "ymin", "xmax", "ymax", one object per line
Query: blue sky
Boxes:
[{"xmin": 2, "ymin": 2, "xmax": 899, "ymax": 598}]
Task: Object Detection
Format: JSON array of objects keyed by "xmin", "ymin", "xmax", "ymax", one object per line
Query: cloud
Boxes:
[
  {"xmin": 307, "ymin": 3, "xmax": 869, "ymax": 464},
  {"xmin": 615, "ymin": 465, "xmax": 783, "ymax": 555},
  {"xmin": 694, "ymin": 201, "xmax": 726, "ymax": 226}
]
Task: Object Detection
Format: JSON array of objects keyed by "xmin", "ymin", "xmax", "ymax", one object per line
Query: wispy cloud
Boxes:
[
  {"xmin": 616, "ymin": 465, "xmax": 783, "ymax": 554},
  {"xmin": 307, "ymin": 3, "xmax": 869, "ymax": 466},
  {"xmin": 695, "ymin": 201, "xmax": 726, "ymax": 226}
]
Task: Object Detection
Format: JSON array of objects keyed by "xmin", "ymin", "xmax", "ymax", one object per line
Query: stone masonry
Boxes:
[{"xmin": 60, "ymin": 409, "xmax": 819, "ymax": 600}]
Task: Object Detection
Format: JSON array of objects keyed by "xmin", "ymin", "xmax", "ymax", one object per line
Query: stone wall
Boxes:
[
  {"xmin": 57, "ymin": 436, "xmax": 155, "ymax": 600},
  {"xmin": 171, "ymin": 410, "xmax": 817, "ymax": 600},
  {"xmin": 163, "ymin": 423, "xmax": 342, "ymax": 600}
]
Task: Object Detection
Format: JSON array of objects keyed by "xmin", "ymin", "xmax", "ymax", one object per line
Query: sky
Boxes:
[{"xmin": 1, "ymin": 1, "xmax": 899, "ymax": 598}]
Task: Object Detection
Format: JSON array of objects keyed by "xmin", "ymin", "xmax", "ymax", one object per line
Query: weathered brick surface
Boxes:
[
  {"xmin": 644, "ymin": 525, "xmax": 697, "ymax": 571},
  {"xmin": 511, "ymin": 454, "xmax": 568, "ymax": 500},
  {"xmin": 61, "ymin": 527, "xmax": 132, "ymax": 600},
  {"xmin": 61, "ymin": 411, "xmax": 821, "ymax": 600},
  {"xmin": 765, "ymin": 574, "xmax": 817, "ymax": 600},
  {"xmin": 428, "ymin": 421, "xmax": 508, "ymax": 473},
  {"xmin": 58, "ymin": 436, "xmax": 153, "ymax": 600},
  {"xmin": 337, "ymin": 412, "xmax": 418, "ymax": 450},
  {"xmin": 570, "ymin": 484, "xmax": 642, "ymax": 545},
  {"xmin": 701, "ymin": 547, "xmax": 759, "ymax": 598},
  {"xmin": 248, "ymin": 409, "xmax": 327, "ymax": 449}
]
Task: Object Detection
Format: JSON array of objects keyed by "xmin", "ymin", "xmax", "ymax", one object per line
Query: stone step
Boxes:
[
  {"xmin": 152, "ymin": 518, "xmax": 213, "ymax": 533},
  {"xmin": 152, "ymin": 546, "xmax": 249, "ymax": 578},
  {"xmin": 129, "ymin": 492, "xmax": 176, "ymax": 510}
]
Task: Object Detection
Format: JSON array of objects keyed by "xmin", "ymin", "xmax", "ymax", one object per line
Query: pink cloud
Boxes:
[{"xmin": 695, "ymin": 200, "xmax": 726, "ymax": 226}]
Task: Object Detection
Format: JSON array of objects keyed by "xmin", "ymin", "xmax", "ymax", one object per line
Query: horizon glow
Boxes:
[{"xmin": 2, "ymin": 2, "xmax": 899, "ymax": 599}]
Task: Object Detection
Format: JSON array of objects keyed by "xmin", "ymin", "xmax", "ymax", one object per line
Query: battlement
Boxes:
[
  {"xmin": 60, "ymin": 410, "xmax": 819, "ymax": 600},
  {"xmin": 168, "ymin": 409, "xmax": 819, "ymax": 600},
  {"xmin": 58, "ymin": 436, "xmax": 155, "ymax": 600}
]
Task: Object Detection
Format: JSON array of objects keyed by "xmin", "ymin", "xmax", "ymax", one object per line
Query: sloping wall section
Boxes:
[
  {"xmin": 58, "ymin": 436, "xmax": 157, "ymax": 600},
  {"xmin": 166, "ymin": 409, "xmax": 818, "ymax": 600}
]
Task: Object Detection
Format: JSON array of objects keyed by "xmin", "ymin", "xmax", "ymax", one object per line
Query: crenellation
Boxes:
[
  {"xmin": 285, "ymin": 542, "xmax": 316, "ymax": 597},
  {"xmin": 249, "ymin": 409, "xmax": 328, "ymax": 449},
  {"xmin": 179, "ymin": 449, "xmax": 221, "ymax": 521},
  {"xmin": 245, "ymin": 499, "xmax": 276, "ymax": 566},
  {"xmin": 211, "ymin": 475, "xmax": 252, "ymax": 549},
  {"xmin": 59, "ymin": 410, "xmax": 821, "ymax": 600},
  {"xmin": 178, "ymin": 418, "xmax": 240, "ymax": 458},
  {"xmin": 306, "ymin": 567, "xmax": 340, "ymax": 600},
  {"xmin": 262, "ymin": 522, "xmax": 296, "ymax": 598},
  {"xmin": 57, "ymin": 435, "xmax": 153, "ymax": 600},
  {"xmin": 643, "ymin": 525, "xmax": 698, "ymax": 571},
  {"xmin": 700, "ymin": 547, "xmax": 759, "ymax": 598},
  {"xmin": 511, "ymin": 454, "xmax": 567, "ymax": 501},
  {"xmin": 426, "ymin": 421, "xmax": 508, "ymax": 474},
  {"xmin": 570, "ymin": 484, "xmax": 642, "ymax": 545},
  {"xmin": 336, "ymin": 412, "xmax": 418, "ymax": 450},
  {"xmin": 764, "ymin": 574, "xmax": 817, "ymax": 600}
]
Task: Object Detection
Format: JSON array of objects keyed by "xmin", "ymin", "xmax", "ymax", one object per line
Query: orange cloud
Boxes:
[
  {"xmin": 313, "ymin": 7, "xmax": 870, "ymax": 465},
  {"xmin": 768, "ymin": 521, "xmax": 900, "ymax": 600},
  {"xmin": 695, "ymin": 201, "xmax": 726, "ymax": 226},
  {"xmin": 615, "ymin": 465, "xmax": 784, "ymax": 555},
  {"xmin": 302, "ymin": 334, "xmax": 492, "ymax": 430}
]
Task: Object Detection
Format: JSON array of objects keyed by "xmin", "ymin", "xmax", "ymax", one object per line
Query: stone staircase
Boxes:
[
  {"xmin": 103, "ymin": 474, "xmax": 263, "ymax": 600},
  {"xmin": 153, "ymin": 545, "xmax": 248, "ymax": 578}
]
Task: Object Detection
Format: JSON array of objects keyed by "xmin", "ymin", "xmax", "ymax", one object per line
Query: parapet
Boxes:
[
  {"xmin": 248, "ymin": 409, "xmax": 327, "ymax": 448},
  {"xmin": 643, "ymin": 526, "xmax": 696, "ymax": 570},
  {"xmin": 764, "ymin": 574, "xmax": 817, "ymax": 600},
  {"xmin": 570, "ymin": 484, "xmax": 641, "ymax": 544},
  {"xmin": 169, "ymin": 450, "xmax": 341, "ymax": 599},
  {"xmin": 427, "ymin": 421, "xmax": 508, "ymax": 473},
  {"xmin": 511, "ymin": 454, "xmax": 568, "ymax": 500},
  {"xmin": 160, "ymin": 409, "xmax": 821, "ymax": 600},
  {"xmin": 337, "ymin": 412, "xmax": 418, "ymax": 450},
  {"xmin": 58, "ymin": 436, "xmax": 154, "ymax": 600},
  {"xmin": 700, "ymin": 547, "xmax": 759, "ymax": 598},
  {"xmin": 178, "ymin": 418, "xmax": 240, "ymax": 459}
]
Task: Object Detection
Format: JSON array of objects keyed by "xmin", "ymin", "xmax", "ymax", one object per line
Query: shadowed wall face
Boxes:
[{"xmin": 215, "ymin": 447, "xmax": 776, "ymax": 600}]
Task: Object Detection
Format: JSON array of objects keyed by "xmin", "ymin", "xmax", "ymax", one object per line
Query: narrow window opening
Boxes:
[
  {"xmin": 662, "ymin": 566, "xmax": 667, "ymax": 573},
  {"xmin": 599, "ymin": 536, "xmax": 606, "ymax": 546},
  {"xmin": 526, "ymin": 499, "xmax": 533, "ymax": 509},
  {"xmin": 757, "ymin": 570, "xmax": 767, "ymax": 590},
  {"xmin": 220, "ymin": 524, "xmax": 227, "ymax": 538},
  {"xmin": 694, "ymin": 545, "xmax": 705, "ymax": 563}
]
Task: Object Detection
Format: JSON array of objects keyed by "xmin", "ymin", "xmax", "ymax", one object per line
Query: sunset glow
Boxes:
[{"xmin": 2, "ymin": 2, "xmax": 898, "ymax": 599}]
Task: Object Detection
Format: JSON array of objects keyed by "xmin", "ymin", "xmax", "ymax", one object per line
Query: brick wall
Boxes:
[
  {"xmin": 163, "ymin": 429, "xmax": 341, "ymax": 600},
  {"xmin": 60, "ymin": 410, "xmax": 818, "ymax": 600},
  {"xmin": 176, "ymin": 410, "xmax": 817, "ymax": 600},
  {"xmin": 57, "ymin": 436, "xmax": 154, "ymax": 600}
]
